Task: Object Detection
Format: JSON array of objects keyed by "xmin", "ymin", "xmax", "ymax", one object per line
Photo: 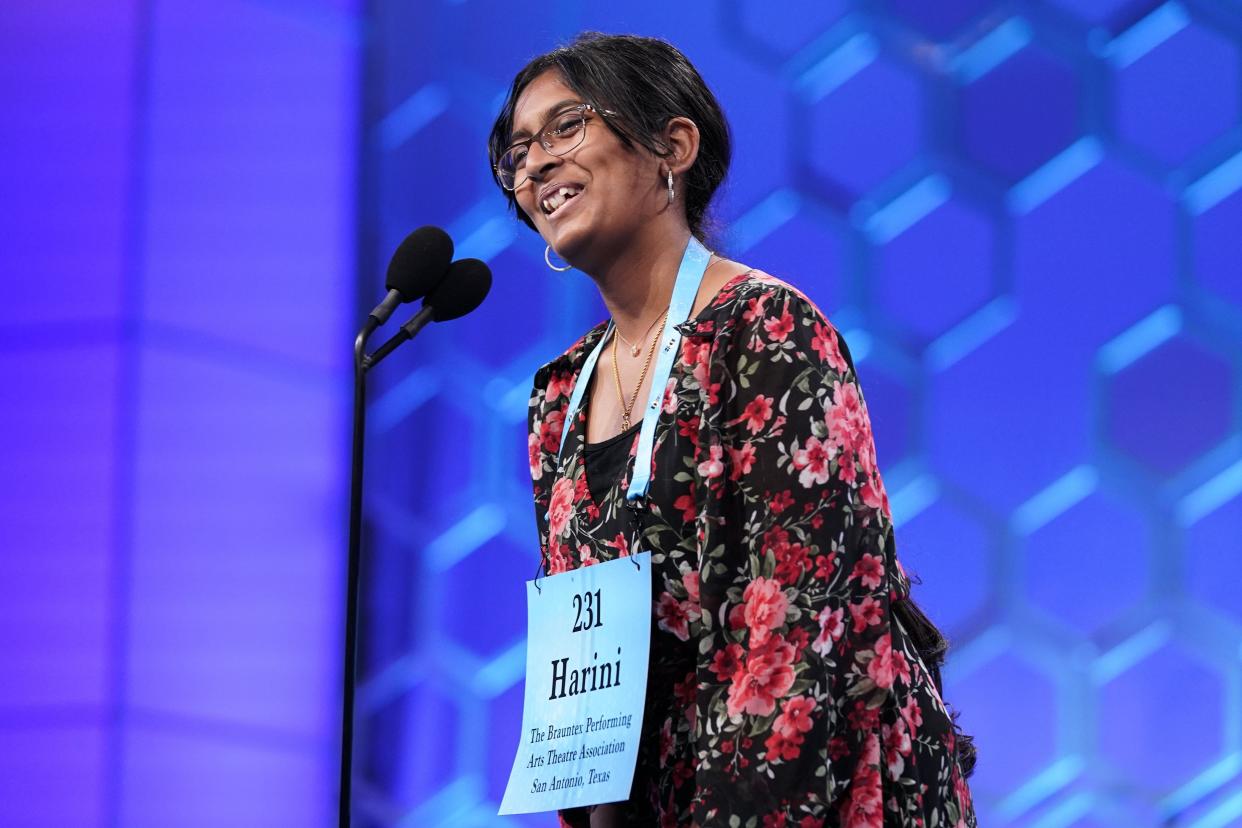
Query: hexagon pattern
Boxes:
[
  {"xmin": 363, "ymin": 2, "xmax": 1242, "ymax": 826},
  {"xmin": 871, "ymin": 182, "xmax": 997, "ymax": 342},
  {"xmin": 805, "ymin": 43, "xmax": 924, "ymax": 199},
  {"xmin": 1111, "ymin": 6, "xmax": 1241, "ymax": 167},
  {"xmin": 959, "ymin": 40, "xmax": 1082, "ymax": 184}
]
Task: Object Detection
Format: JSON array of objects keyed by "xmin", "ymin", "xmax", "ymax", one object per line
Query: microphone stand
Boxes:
[
  {"xmin": 339, "ymin": 304, "xmax": 432, "ymax": 827},
  {"xmin": 340, "ymin": 315, "xmax": 380, "ymax": 828}
]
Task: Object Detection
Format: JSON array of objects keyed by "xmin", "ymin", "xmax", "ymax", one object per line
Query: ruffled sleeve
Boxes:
[{"xmin": 690, "ymin": 280, "xmax": 913, "ymax": 826}]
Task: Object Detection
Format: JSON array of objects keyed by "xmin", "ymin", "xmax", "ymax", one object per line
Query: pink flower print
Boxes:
[
  {"xmin": 673, "ymin": 488, "xmax": 697, "ymax": 523},
  {"xmin": 742, "ymin": 294, "xmax": 769, "ymax": 324},
  {"xmin": 545, "ymin": 370, "xmax": 574, "ymax": 402},
  {"xmin": 809, "ymin": 322, "xmax": 849, "ymax": 372},
  {"xmin": 859, "ymin": 474, "xmax": 887, "ymax": 512},
  {"xmin": 528, "ymin": 432, "xmax": 543, "ymax": 482},
  {"xmin": 764, "ymin": 306, "xmax": 795, "ymax": 342},
  {"xmin": 682, "ymin": 339, "xmax": 712, "ymax": 387},
  {"xmin": 773, "ymin": 539, "xmax": 812, "ymax": 586},
  {"xmin": 697, "ymin": 443, "xmax": 725, "ymax": 480},
  {"xmin": 682, "ymin": 569, "xmax": 701, "ymax": 605},
  {"xmin": 812, "ymin": 606, "xmax": 845, "ymax": 656},
  {"xmin": 539, "ymin": 409, "xmax": 564, "ymax": 453},
  {"xmin": 711, "ymin": 642, "xmax": 744, "ymax": 681},
  {"xmin": 850, "ymin": 553, "xmax": 884, "ymax": 590},
  {"xmin": 740, "ymin": 395, "xmax": 774, "ymax": 434},
  {"xmin": 770, "ymin": 489, "xmax": 794, "ymax": 514},
  {"xmin": 829, "ymin": 380, "xmax": 865, "ymax": 448},
  {"xmin": 728, "ymin": 441, "xmax": 757, "ymax": 481},
  {"xmin": 547, "ymin": 538, "xmax": 570, "ymax": 576},
  {"xmin": 743, "ymin": 577, "xmax": 789, "ymax": 645},
  {"xmin": 656, "ymin": 592, "xmax": 691, "ymax": 641},
  {"xmin": 882, "ymin": 718, "xmax": 912, "ymax": 779},
  {"xmin": 811, "ymin": 322, "xmax": 849, "ymax": 373},
  {"xmin": 725, "ymin": 634, "xmax": 797, "ymax": 717},
  {"xmin": 850, "ymin": 595, "xmax": 883, "ymax": 634},
  {"xmin": 810, "ymin": 322, "xmax": 832, "ymax": 362},
  {"xmin": 837, "ymin": 449, "xmax": 857, "ymax": 485},
  {"xmin": 774, "ymin": 695, "xmax": 816, "ymax": 739},
  {"xmin": 607, "ymin": 532, "xmax": 630, "ymax": 557},
  {"xmin": 901, "ymin": 693, "xmax": 924, "ymax": 731},
  {"xmin": 764, "ymin": 729, "xmax": 803, "ymax": 762},
  {"xmin": 866, "ymin": 633, "xmax": 911, "ymax": 690},
  {"xmin": 857, "ymin": 437, "xmax": 879, "ymax": 480},
  {"xmin": 547, "ymin": 476, "xmax": 575, "ymax": 539},
  {"xmin": 662, "ymin": 377, "xmax": 679, "ymax": 414},
  {"xmin": 791, "ymin": 436, "xmax": 834, "ymax": 488},
  {"xmin": 839, "ymin": 740, "xmax": 883, "ymax": 828}
]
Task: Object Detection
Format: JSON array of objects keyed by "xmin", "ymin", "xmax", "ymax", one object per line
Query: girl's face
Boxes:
[{"xmin": 507, "ymin": 71, "xmax": 666, "ymax": 267}]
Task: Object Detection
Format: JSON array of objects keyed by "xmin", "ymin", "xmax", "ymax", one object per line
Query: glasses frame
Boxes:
[{"xmin": 495, "ymin": 103, "xmax": 616, "ymax": 191}]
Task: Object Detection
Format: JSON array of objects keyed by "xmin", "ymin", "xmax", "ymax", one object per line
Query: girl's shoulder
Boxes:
[{"xmin": 693, "ymin": 268, "xmax": 834, "ymax": 336}]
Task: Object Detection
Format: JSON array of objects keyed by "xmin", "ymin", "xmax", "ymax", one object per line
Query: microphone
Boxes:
[
  {"xmin": 363, "ymin": 257, "xmax": 492, "ymax": 371},
  {"xmin": 426, "ymin": 257, "xmax": 493, "ymax": 321},
  {"xmin": 366, "ymin": 225, "xmax": 454, "ymax": 327}
]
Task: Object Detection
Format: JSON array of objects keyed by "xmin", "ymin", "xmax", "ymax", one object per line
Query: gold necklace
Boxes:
[
  {"xmin": 611, "ymin": 307, "xmax": 668, "ymax": 431},
  {"xmin": 613, "ymin": 312, "xmax": 668, "ymax": 358},
  {"xmin": 608, "ymin": 253, "xmax": 723, "ymax": 427}
]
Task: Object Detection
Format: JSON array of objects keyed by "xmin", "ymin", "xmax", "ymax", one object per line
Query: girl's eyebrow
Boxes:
[{"xmin": 509, "ymin": 99, "xmax": 581, "ymax": 142}]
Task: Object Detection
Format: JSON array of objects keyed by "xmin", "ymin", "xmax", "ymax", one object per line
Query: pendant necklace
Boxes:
[
  {"xmin": 613, "ymin": 312, "xmax": 666, "ymax": 358},
  {"xmin": 613, "ymin": 255, "xmax": 718, "ymax": 358},
  {"xmin": 611, "ymin": 308, "xmax": 668, "ymax": 431}
]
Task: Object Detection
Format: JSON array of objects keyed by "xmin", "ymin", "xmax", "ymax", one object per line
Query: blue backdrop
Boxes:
[
  {"xmin": 3, "ymin": 1, "xmax": 1242, "ymax": 827},
  {"xmin": 1, "ymin": 1, "xmax": 355, "ymax": 825},
  {"xmin": 359, "ymin": 2, "xmax": 1242, "ymax": 827}
]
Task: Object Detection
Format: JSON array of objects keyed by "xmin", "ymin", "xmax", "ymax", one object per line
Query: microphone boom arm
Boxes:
[{"xmin": 361, "ymin": 304, "xmax": 434, "ymax": 373}]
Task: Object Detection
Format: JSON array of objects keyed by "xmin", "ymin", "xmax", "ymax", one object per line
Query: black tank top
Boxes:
[{"xmin": 582, "ymin": 419, "xmax": 642, "ymax": 505}]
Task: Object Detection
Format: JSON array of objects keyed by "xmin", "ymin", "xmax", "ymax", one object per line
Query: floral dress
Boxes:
[{"xmin": 527, "ymin": 271, "xmax": 976, "ymax": 827}]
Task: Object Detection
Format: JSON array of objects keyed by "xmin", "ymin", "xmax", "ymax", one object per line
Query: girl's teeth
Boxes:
[{"xmin": 543, "ymin": 188, "xmax": 580, "ymax": 215}]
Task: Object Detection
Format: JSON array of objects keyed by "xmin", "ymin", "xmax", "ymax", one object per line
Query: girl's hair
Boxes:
[
  {"xmin": 487, "ymin": 32, "xmax": 731, "ymax": 242},
  {"xmin": 894, "ymin": 595, "xmax": 978, "ymax": 777}
]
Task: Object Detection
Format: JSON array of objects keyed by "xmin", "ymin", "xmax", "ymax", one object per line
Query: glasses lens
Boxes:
[
  {"xmin": 496, "ymin": 108, "xmax": 590, "ymax": 190},
  {"xmin": 497, "ymin": 146, "xmax": 526, "ymax": 190},
  {"xmin": 543, "ymin": 110, "xmax": 586, "ymax": 156}
]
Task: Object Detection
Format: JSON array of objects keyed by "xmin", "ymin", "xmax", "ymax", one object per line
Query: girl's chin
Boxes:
[{"xmin": 548, "ymin": 226, "xmax": 588, "ymax": 260}]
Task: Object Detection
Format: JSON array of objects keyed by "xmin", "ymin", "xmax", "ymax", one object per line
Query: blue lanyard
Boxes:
[{"xmin": 557, "ymin": 236, "xmax": 713, "ymax": 503}]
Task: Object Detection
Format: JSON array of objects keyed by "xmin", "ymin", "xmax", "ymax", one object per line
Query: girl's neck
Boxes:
[{"xmin": 587, "ymin": 224, "xmax": 693, "ymax": 343}]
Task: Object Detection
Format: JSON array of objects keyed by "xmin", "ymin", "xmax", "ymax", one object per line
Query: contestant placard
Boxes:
[{"xmin": 498, "ymin": 552, "xmax": 652, "ymax": 815}]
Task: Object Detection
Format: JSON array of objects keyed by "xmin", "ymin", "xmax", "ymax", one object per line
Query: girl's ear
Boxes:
[{"xmin": 660, "ymin": 116, "xmax": 701, "ymax": 177}]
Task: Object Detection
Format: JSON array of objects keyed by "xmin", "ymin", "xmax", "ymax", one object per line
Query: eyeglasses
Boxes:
[{"xmin": 495, "ymin": 103, "xmax": 615, "ymax": 191}]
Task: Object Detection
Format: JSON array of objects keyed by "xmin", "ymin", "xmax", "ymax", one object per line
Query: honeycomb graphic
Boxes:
[{"xmin": 360, "ymin": 2, "xmax": 1242, "ymax": 825}]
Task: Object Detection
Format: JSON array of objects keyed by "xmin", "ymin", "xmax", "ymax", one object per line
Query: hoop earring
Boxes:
[
  {"xmin": 544, "ymin": 244, "xmax": 572, "ymax": 272},
  {"xmin": 667, "ymin": 169, "xmax": 675, "ymax": 205}
]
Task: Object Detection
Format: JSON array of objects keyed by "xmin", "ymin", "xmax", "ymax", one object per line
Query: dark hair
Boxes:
[
  {"xmin": 894, "ymin": 593, "xmax": 978, "ymax": 777},
  {"xmin": 487, "ymin": 32, "xmax": 731, "ymax": 242}
]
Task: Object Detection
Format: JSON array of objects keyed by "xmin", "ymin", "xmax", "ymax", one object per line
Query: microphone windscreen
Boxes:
[
  {"xmin": 386, "ymin": 226, "xmax": 454, "ymax": 300},
  {"xmin": 428, "ymin": 258, "xmax": 492, "ymax": 322}
]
